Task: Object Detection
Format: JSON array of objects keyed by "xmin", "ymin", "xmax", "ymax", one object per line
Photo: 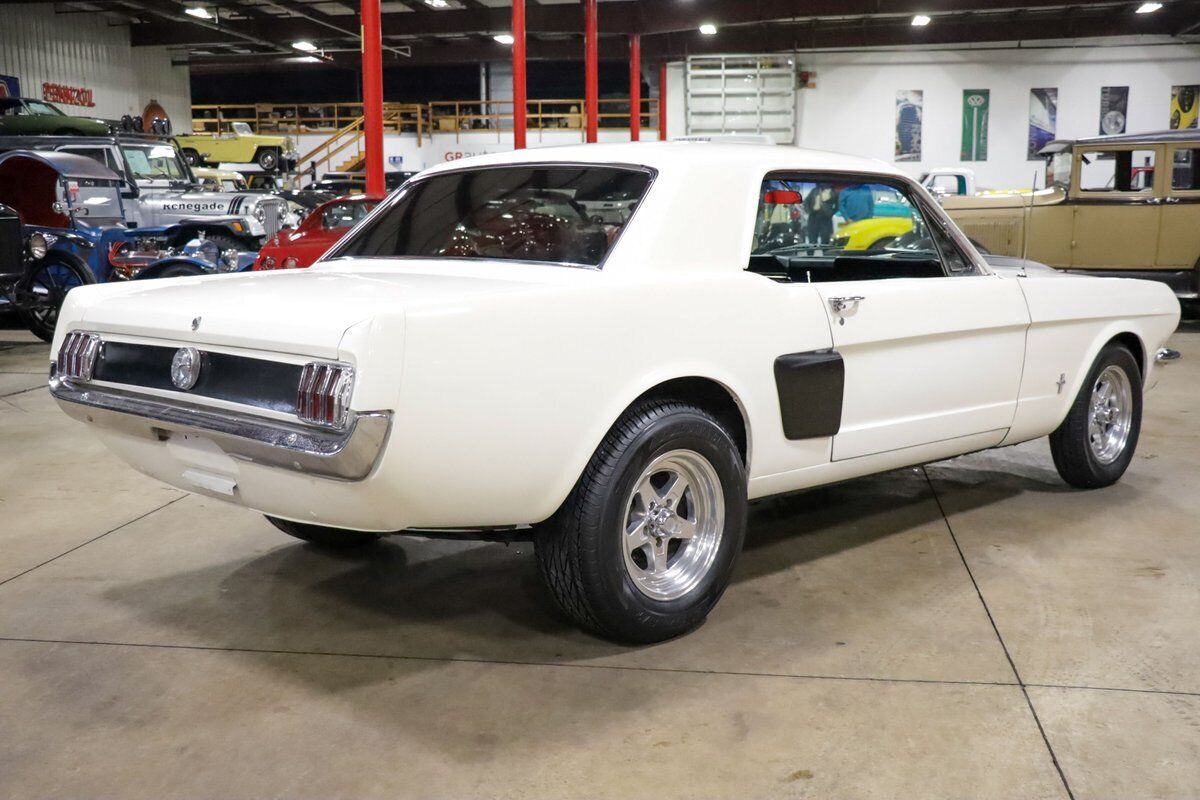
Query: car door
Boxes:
[
  {"xmin": 1157, "ymin": 143, "xmax": 1200, "ymax": 272},
  {"xmin": 1069, "ymin": 145, "xmax": 1163, "ymax": 270},
  {"xmin": 755, "ymin": 174, "xmax": 1029, "ymax": 462}
]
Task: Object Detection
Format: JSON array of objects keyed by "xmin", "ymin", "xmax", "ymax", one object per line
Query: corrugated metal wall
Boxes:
[{"xmin": 0, "ymin": 3, "xmax": 191, "ymax": 128}]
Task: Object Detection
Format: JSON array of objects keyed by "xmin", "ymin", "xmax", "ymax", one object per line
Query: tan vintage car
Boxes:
[{"xmin": 943, "ymin": 130, "xmax": 1200, "ymax": 299}]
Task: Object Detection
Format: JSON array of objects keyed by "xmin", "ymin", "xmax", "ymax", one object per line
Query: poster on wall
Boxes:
[
  {"xmin": 1028, "ymin": 88, "xmax": 1058, "ymax": 160},
  {"xmin": 1098, "ymin": 86, "xmax": 1129, "ymax": 135},
  {"xmin": 895, "ymin": 90, "xmax": 923, "ymax": 162},
  {"xmin": 0, "ymin": 75, "xmax": 20, "ymax": 98},
  {"xmin": 960, "ymin": 89, "xmax": 989, "ymax": 161},
  {"xmin": 1170, "ymin": 85, "xmax": 1198, "ymax": 129}
]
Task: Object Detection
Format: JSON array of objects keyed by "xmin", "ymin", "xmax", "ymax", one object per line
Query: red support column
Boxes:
[
  {"xmin": 584, "ymin": 0, "xmax": 598, "ymax": 143},
  {"xmin": 628, "ymin": 34, "xmax": 640, "ymax": 141},
  {"xmin": 512, "ymin": 0, "xmax": 527, "ymax": 149},
  {"xmin": 658, "ymin": 62, "xmax": 667, "ymax": 141},
  {"xmin": 361, "ymin": 0, "xmax": 385, "ymax": 198}
]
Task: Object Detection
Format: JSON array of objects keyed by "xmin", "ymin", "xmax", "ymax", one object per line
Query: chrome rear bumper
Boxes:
[{"xmin": 50, "ymin": 376, "xmax": 391, "ymax": 481}]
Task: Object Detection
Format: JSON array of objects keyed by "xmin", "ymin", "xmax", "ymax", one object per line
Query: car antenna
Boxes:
[{"xmin": 1019, "ymin": 171, "xmax": 1037, "ymax": 277}]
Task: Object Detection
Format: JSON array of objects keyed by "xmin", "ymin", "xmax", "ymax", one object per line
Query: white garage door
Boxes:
[{"xmin": 685, "ymin": 54, "xmax": 797, "ymax": 144}]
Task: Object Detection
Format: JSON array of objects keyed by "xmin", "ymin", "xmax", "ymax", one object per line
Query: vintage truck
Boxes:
[
  {"xmin": 176, "ymin": 121, "xmax": 298, "ymax": 172},
  {"xmin": 0, "ymin": 133, "xmax": 287, "ymax": 251},
  {"xmin": 940, "ymin": 130, "xmax": 1200, "ymax": 300}
]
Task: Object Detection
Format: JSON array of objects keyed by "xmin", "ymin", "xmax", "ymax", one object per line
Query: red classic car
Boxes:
[{"xmin": 253, "ymin": 195, "xmax": 378, "ymax": 270}]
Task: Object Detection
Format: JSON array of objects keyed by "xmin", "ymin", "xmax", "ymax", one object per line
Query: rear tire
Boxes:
[
  {"xmin": 266, "ymin": 516, "xmax": 382, "ymax": 549},
  {"xmin": 534, "ymin": 399, "xmax": 747, "ymax": 644},
  {"xmin": 153, "ymin": 263, "xmax": 207, "ymax": 278},
  {"xmin": 1049, "ymin": 344, "xmax": 1142, "ymax": 489}
]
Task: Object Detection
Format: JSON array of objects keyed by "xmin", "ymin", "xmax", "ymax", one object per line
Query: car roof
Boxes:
[
  {"xmin": 1046, "ymin": 129, "xmax": 1200, "ymax": 148},
  {"xmin": 418, "ymin": 141, "xmax": 902, "ymax": 179}
]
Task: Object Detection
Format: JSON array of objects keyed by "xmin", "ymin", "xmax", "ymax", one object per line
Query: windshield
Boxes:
[
  {"xmin": 25, "ymin": 100, "xmax": 64, "ymax": 116},
  {"xmin": 1046, "ymin": 151, "xmax": 1072, "ymax": 189},
  {"xmin": 333, "ymin": 165, "xmax": 653, "ymax": 268},
  {"xmin": 121, "ymin": 143, "xmax": 188, "ymax": 181}
]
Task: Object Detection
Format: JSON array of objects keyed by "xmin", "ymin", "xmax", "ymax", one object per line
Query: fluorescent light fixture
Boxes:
[
  {"xmin": 1135, "ymin": 2, "xmax": 1162, "ymax": 12},
  {"xmin": 424, "ymin": 0, "xmax": 449, "ymax": 7},
  {"xmin": 493, "ymin": 33, "xmax": 515, "ymax": 45},
  {"xmin": 698, "ymin": 23, "xmax": 717, "ymax": 35},
  {"xmin": 184, "ymin": 6, "xmax": 212, "ymax": 19},
  {"xmin": 911, "ymin": 14, "xmax": 931, "ymax": 25},
  {"xmin": 291, "ymin": 41, "xmax": 318, "ymax": 52}
]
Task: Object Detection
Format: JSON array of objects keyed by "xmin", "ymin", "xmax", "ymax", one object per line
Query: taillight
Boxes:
[
  {"xmin": 296, "ymin": 361, "xmax": 354, "ymax": 428},
  {"xmin": 56, "ymin": 331, "xmax": 102, "ymax": 382},
  {"xmin": 256, "ymin": 255, "xmax": 277, "ymax": 271},
  {"xmin": 282, "ymin": 256, "xmax": 299, "ymax": 269}
]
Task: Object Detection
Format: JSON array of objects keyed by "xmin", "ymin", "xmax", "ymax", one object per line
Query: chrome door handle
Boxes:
[{"xmin": 829, "ymin": 295, "xmax": 865, "ymax": 313}]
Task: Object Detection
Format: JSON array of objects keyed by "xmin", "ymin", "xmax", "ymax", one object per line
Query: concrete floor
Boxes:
[{"xmin": 1, "ymin": 324, "xmax": 1198, "ymax": 799}]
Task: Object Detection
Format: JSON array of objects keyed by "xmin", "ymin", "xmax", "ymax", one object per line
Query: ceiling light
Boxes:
[
  {"xmin": 493, "ymin": 33, "xmax": 515, "ymax": 45},
  {"xmin": 1135, "ymin": 2, "xmax": 1162, "ymax": 12},
  {"xmin": 911, "ymin": 14, "xmax": 931, "ymax": 26},
  {"xmin": 698, "ymin": 23, "xmax": 717, "ymax": 35},
  {"xmin": 291, "ymin": 41, "xmax": 318, "ymax": 52},
  {"xmin": 424, "ymin": 0, "xmax": 449, "ymax": 7},
  {"xmin": 184, "ymin": 6, "xmax": 212, "ymax": 19}
]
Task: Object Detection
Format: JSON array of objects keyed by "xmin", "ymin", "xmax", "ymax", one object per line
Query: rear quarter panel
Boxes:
[{"xmin": 362, "ymin": 270, "xmax": 833, "ymax": 529}]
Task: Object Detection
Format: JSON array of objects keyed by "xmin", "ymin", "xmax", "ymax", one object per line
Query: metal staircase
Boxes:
[{"xmin": 296, "ymin": 110, "xmax": 400, "ymax": 181}]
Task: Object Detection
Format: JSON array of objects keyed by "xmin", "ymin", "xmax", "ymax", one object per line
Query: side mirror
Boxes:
[
  {"xmin": 120, "ymin": 179, "xmax": 140, "ymax": 199},
  {"xmin": 930, "ymin": 185, "xmax": 947, "ymax": 205}
]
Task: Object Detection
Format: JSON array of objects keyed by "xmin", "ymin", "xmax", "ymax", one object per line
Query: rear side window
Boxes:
[
  {"xmin": 748, "ymin": 174, "xmax": 978, "ymax": 282},
  {"xmin": 1171, "ymin": 148, "xmax": 1200, "ymax": 191},
  {"xmin": 333, "ymin": 165, "xmax": 653, "ymax": 268}
]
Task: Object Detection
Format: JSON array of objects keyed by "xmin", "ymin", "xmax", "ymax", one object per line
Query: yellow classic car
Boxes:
[
  {"xmin": 942, "ymin": 130, "xmax": 1200, "ymax": 299},
  {"xmin": 176, "ymin": 122, "xmax": 298, "ymax": 172}
]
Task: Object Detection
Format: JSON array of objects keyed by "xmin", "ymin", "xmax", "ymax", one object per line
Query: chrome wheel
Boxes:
[
  {"xmin": 622, "ymin": 449, "xmax": 724, "ymax": 601},
  {"xmin": 1088, "ymin": 365, "xmax": 1133, "ymax": 464}
]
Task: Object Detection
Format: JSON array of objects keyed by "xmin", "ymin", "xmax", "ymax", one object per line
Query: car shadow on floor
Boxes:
[{"xmin": 95, "ymin": 446, "xmax": 1075, "ymax": 672}]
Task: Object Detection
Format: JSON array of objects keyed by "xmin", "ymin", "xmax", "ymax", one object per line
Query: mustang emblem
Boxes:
[
  {"xmin": 191, "ymin": 316, "xmax": 202, "ymax": 331},
  {"xmin": 171, "ymin": 347, "xmax": 201, "ymax": 391}
]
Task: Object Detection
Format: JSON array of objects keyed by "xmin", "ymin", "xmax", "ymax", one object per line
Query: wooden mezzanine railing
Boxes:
[{"xmin": 192, "ymin": 97, "xmax": 659, "ymax": 142}]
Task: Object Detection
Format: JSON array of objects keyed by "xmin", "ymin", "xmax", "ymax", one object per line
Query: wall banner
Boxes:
[
  {"xmin": 960, "ymin": 89, "xmax": 989, "ymax": 161},
  {"xmin": 1099, "ymin": 86, "xmax": 1128, "ymax": 135},
  {"xmin": 1028, "ymin": 88, "xmax": 1058, "ymax": 160},
  {"xmin": 895, "ymin": 90, "xmax": 923, "ymax": 162},
  {"xmin": 1170, "ymin": 85, "xmax": 1198, "ymax": 130}
]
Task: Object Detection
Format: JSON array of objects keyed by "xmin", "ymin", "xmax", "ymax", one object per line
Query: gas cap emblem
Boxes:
[{"xmin": 171, "ymin": 347, "xmax": 202, "ymax": 390}]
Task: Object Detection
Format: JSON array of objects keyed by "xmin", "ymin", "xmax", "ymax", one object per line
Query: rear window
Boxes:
[{"xmin": 332, "ymin": 165, "xmax": 653, "ymax": 268}]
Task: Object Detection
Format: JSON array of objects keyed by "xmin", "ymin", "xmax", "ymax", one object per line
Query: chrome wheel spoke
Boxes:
[
  {"xmin": 674, "ymin": 518, "xmax": 698, "ymax": 541},
  {"xmin": 621, "ymin": 450, "xmax": 725, "ymax": 601},
  {"xmin": 1086, "ymin": 365, "xmax": 1133, "ymax": 465},
  {"xmin": 659, "ymin": 472, "xmax": 688, "ymax": 507}
]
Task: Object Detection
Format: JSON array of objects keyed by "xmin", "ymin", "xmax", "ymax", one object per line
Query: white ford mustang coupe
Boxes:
[{"xmin": 48, "ymin": 142, "xmax": 1180, "ymax": 642}]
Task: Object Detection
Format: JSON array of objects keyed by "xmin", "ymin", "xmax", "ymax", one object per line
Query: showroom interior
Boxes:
[{"xmin": 1, "ymin": 0, "xmax": 1199, "ymax": 797}]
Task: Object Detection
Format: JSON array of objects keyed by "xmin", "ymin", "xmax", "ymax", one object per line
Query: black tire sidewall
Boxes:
[{"xmin": 586, "ymin": 408, "xmax": 747, "ymax": 640}]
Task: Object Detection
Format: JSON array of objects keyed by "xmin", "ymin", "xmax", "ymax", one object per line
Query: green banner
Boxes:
[{"xmin": 961, "ymin": 89, "xmax": 989, "ymax": 161}]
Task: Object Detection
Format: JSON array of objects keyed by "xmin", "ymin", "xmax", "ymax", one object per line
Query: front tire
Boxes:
[
  {"xmin": 18, "ymin": 256, "xmax": 94, "ymax": 342},
  {"xmin": 181, "ymin": 148, "xmax": 201, "ymax": 167},
  {"xmin": 266, "ymin": 516, "xmax": 382, "ymax": 549},
  {"xmin": 535, "ymin": 400, "xmax": 747, "ymax": 644},
  {"xmin": 256, "ymin": 148, "xmax": 280, "ymax": 171},
  {"xmin": 1049, "ymin": 344, "xmax": 1142, "ymax": 489}
]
